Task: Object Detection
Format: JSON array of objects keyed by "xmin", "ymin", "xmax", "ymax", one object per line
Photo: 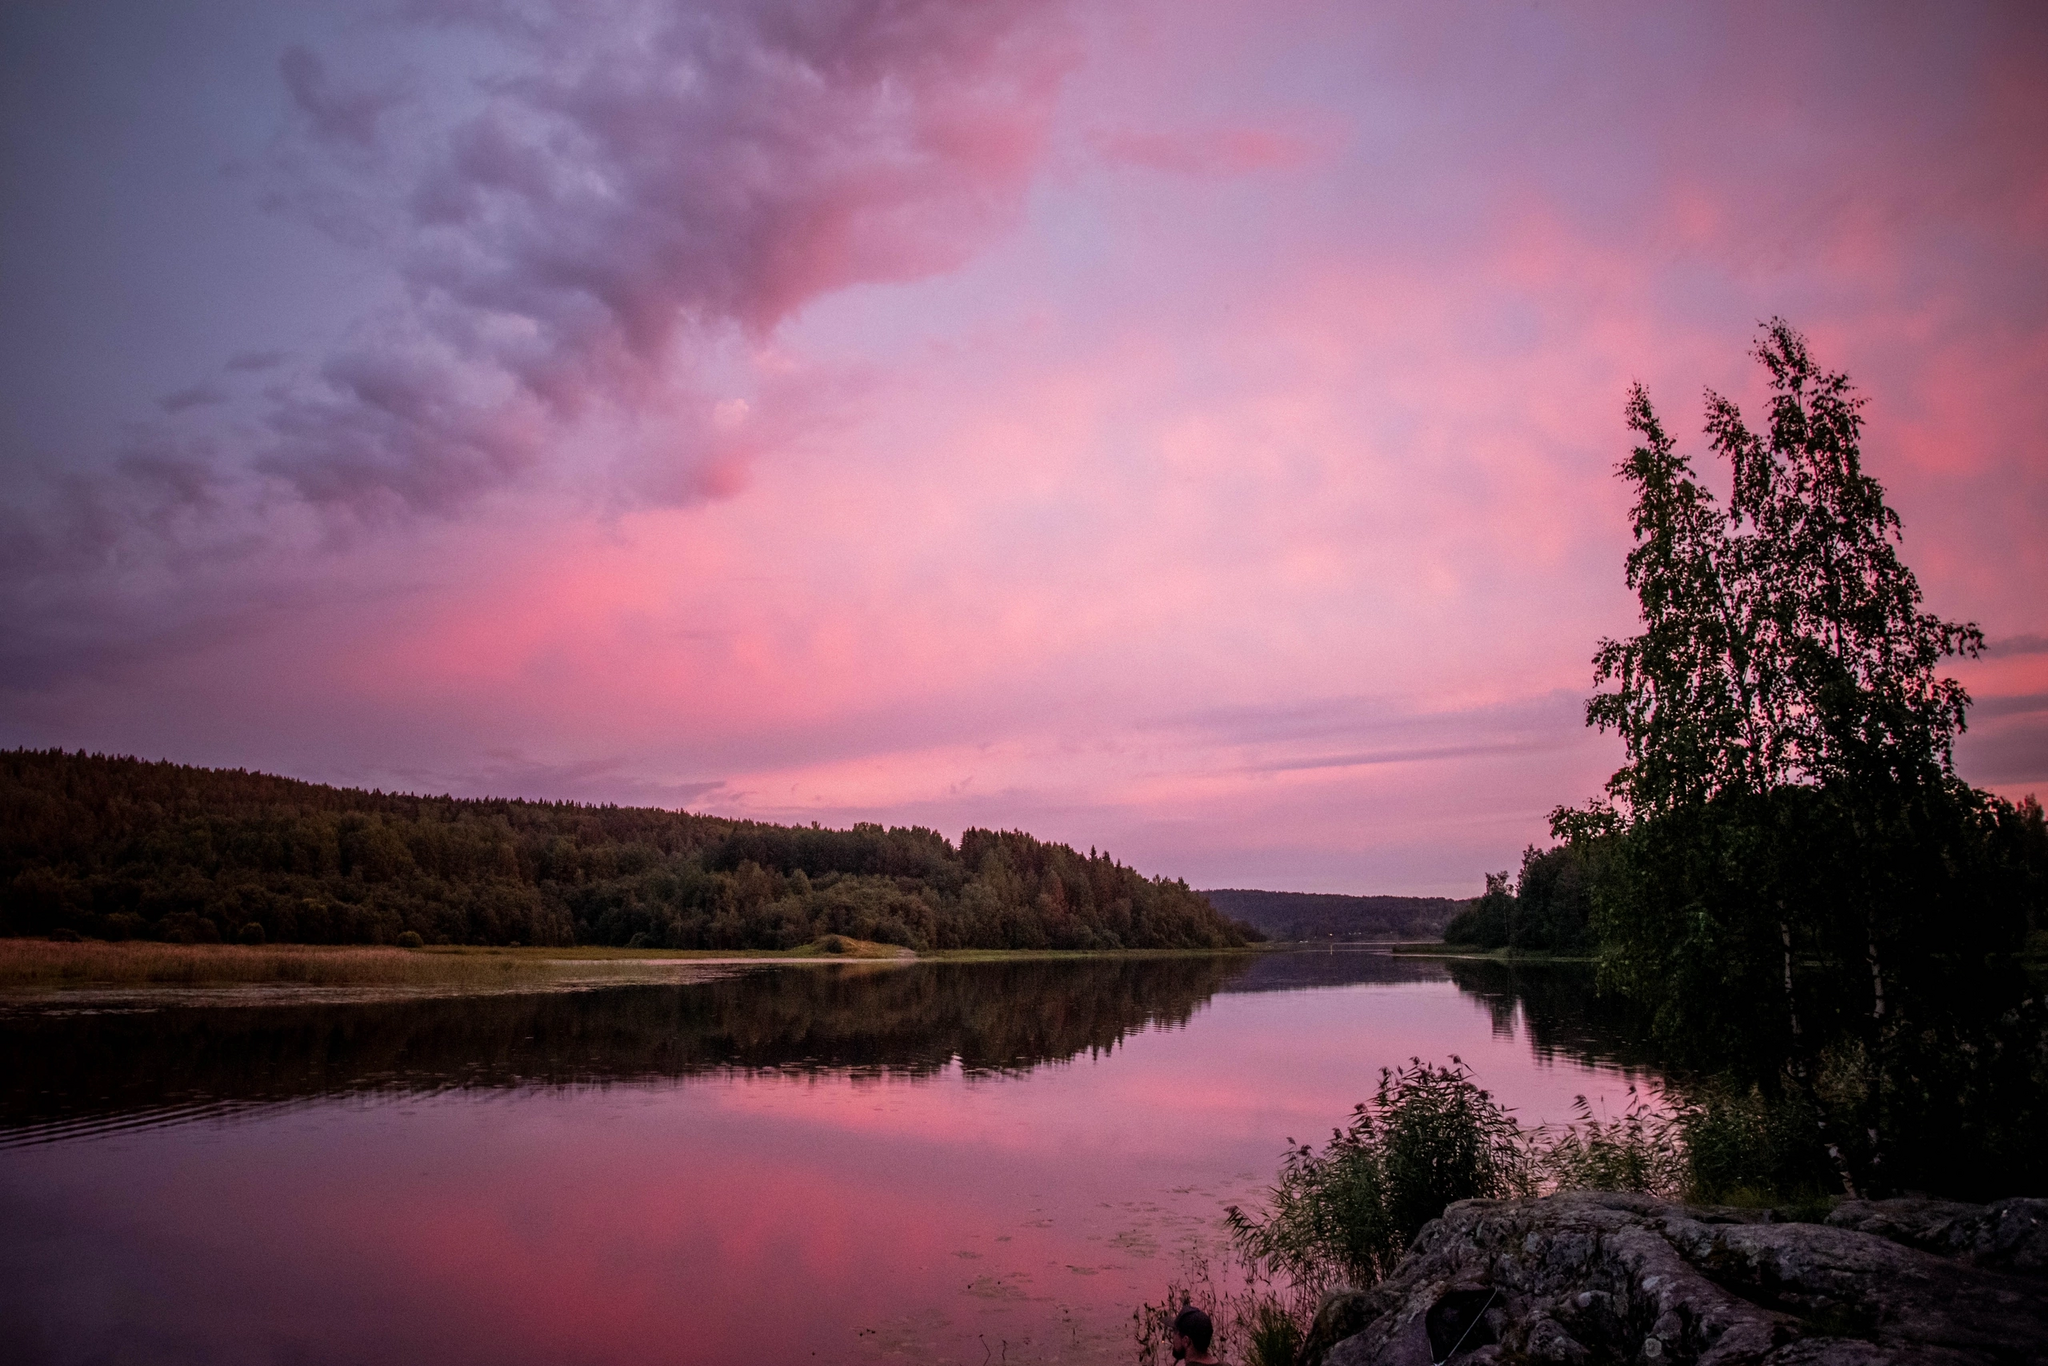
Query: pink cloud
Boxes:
[
  {"xmin": 3, "ymin": 0, "xmax": 2043, "ymax": 889},
  {"xmin": 1089, "ymin": 125, "xmax": 1312, "ymax": 176}
]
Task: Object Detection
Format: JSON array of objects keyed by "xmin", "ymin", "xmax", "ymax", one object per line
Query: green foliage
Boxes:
[
  {"xmin": 0, "ymin": 749, "xmax": 1247, "ymax": 953},
  {"xmin": 1185, "ymin": 1048, "xmax": 1920, "ymax": 1356},
  {"xmin": 1225, "ymin": 1059, "xmax": 1527, "ymax": 1293},
  {"xmin": 1442, "ymin": 872, "xmax": 1512, "ymax": 948},
  {"xmin": 1583, "ymin": 321, "xmax": 1982, "ymax": 815},
  {"xmin": 1200, "ymin": 889, "xmax": 1465, "ymax": 942},
  {"xmin": 1241, "ymin": 1298, "xmax": 1303, "ymax": 1366},
  {"xmin": 1442, "ymin": 846, "xmax": 1599, "ymax": 953},
  {"xmin": 1670, "ymin": 1080, "xmax": 1839, "ymax": 1208},
  {"xmin": 394, "ymin": 930, "xmax": 424, "ymax": 948},
  {"xmin": 1556, "ymin": 321, "xmax": 2047, "ymax": 1199}
]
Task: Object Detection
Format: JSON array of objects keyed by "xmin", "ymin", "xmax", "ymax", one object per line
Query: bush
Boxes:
[
  {"xmin": 1673, "ymin": 1079, "xmax": 1843, "ymax": 1208},
  {"xmin": 236, "ymin": 922, "xmax": 265, "ymax": 946},
  {"xmin": 394, "ymin": 930, "xmax": 424, "ymax": 948},
  {"xmin": 1226, "ymin": 1058, "xmax": 1527, "ymax": 1292}
]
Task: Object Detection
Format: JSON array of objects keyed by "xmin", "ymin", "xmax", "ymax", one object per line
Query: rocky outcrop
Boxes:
[
  {"xmin": 1825, "ymin": 1197, "xmax": 2048, "ymax": 1278},
  {"xmin": 1299, "ymin": 1192, "xmax": 2048, "ymax": 1366}
]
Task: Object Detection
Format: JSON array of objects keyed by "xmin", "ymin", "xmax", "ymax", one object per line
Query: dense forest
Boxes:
[
  {"xmin": 1200, "ymin": 888, "xmax": 1465, "ymax": 941},
  {"xmin": 0, "ymin": 749, "xmax": 1254, "ymax": 952}
]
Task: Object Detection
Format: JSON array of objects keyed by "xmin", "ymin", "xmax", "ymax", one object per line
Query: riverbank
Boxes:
[
  {"xmin": 0, "ymin": 936, "xmax": 1268, "ymax": 990},
  {"xmin": 1387, "ymin": 941, "xmax": 1597, "ymax": 963}
]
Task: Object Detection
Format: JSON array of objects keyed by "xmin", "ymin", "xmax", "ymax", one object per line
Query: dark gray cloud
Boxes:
[
  {"xmin": 1957, "ymin": 713, "xmax": 2048, "ymax": 788},
  {"xmin": 1, "ymin": 0, "xmax": 1076, "ymax": 679},
  {"xmin": 1970, "ymin": 691, "xmax": 2048, "ymax": 720},
  {"xmin": 247, "ymin": 0, "xmax": 1075, "ymax": 518}
]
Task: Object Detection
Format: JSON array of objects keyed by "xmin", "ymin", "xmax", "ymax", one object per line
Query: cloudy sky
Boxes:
[{"xmin": 3, "ymin": 0, "xmax": 2043, "ymax": 895}]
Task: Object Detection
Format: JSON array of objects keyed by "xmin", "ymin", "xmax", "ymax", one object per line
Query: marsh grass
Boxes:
[
  {"xmin": 1535, "ymin": 1088, "xmax": 1688, "ymax": 1197},
  {"xmin": 0, "ymin": 939, "xmax": 592, "ymax": 989},
  {"xmin": 0, "ymin": 938, "xmax": 1267, "ymax": 991},
  {"xmin": 0, "ymin": 939, "xmax": 835, "ymax": 991},
  {"xmin": 1133, "ymin": 1240, "xmax": 1316, "ymax": 1366}
]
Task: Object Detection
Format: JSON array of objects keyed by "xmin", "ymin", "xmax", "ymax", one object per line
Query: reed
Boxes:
[{"xmin": 0, "ymin": 939, "xmax": 596, "ymax": 989}]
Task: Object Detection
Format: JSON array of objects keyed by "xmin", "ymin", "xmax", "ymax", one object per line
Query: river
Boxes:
[{"xmin": 0, "ymin": 951, "xmax": 1655, "ymax": 1365}]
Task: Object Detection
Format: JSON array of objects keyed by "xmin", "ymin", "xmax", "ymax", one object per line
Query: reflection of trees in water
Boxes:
[
  {"xmin": 1444, "ymin": 960, "xmax": 1661, "ymax": 1075},
  {"xmin": 0, "ymin": 956, "xmax": 1253, "ymax": 1140}
]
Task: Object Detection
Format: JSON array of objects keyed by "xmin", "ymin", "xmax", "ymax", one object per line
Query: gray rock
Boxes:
[
  {"xmin": 1299, "ymin": 1192, "xmax": 2048, "ymax": 1366},
  {"xmin": 1826, "ymin": 1196, "xmax": 2048, "ymax": 1277}
]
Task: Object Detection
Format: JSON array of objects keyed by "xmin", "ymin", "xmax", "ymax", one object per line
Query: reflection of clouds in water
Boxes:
[{"xmin": 2, "ymin": 961, "xmax": 1656, "ymax": 1364}]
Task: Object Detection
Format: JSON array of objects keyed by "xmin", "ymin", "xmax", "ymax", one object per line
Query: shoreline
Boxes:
[{"xmin": 0, "ymin": 936, "xmax": 1274, "ymax": 994}]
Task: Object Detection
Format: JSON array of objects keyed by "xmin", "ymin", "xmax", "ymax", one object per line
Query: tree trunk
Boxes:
[
  {"xmin": 1781, "ymin": 916, "xmax": 1859, "ymax": 1198},
  {"xmin": 1862, "ymin": 917, "xmax": 1889, "ymax": 1195}
]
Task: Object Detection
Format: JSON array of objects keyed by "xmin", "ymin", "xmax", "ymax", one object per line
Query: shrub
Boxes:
[
  {"xmin": 1226, "ymin": 1058, "xmax": 1527, "ymax": 1293},
  {"xmin": 237, "ymin": 922, "xmax": 266, "ymax": 946},
  {"xmin": 395, "ymin": 930, "xmax": 424, "ymax": 948},
  {"xmin": 1672, "ymin": 1079, "xmax": 1838, "ymax": 1207}
]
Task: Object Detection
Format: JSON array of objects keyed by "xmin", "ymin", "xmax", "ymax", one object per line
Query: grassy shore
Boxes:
[
  {"xmin": 1387, "ymin": 942, "xmax": 1597, "ymax": 963},
  {"xmin": 0, "ymin": 936, "xmax": 1268, "ymax": 990},
  {"xmin": 0, "ymin": 936, "xmax": 913, "ymax": 990}
]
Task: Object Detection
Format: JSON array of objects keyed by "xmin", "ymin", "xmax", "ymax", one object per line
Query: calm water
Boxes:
[{"xmin": 1, "ymin": 952, "xmax": 1653, "ymax": 1365}]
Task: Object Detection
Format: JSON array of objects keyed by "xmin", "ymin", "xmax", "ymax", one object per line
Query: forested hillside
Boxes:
[
  {"xmin": 0, "ymin": 750, "xmax": 1252, "ymax": 952},
  {"xmin": 1198, "ymin": 888, "xmax": 1466, "ymax": 941}
]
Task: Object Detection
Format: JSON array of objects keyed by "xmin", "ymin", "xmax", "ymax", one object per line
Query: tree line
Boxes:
[
  {"xmin": 0, "ymin": 750, "xmax": 1255, "ymax": 952},
  {"xmin": 1201, "ymin": 889, "xmax": 1466, "ymax": 942}
]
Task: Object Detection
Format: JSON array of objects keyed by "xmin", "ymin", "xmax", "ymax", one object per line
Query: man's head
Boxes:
[{"xmin": 1170, "ymin": 1306, "xmax": 1214, "ymax": 1361}]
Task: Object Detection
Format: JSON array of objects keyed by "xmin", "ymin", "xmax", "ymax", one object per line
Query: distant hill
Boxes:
[
  {"xmin": 0, "ymin": 749, "xmax": 1250, "ymax": 953},
  {"xmin": 1197, "ymin": 888, "xmax": 1467, "ymax": 942}
]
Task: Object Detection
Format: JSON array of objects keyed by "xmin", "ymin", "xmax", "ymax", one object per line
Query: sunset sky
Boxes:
[{"xmin": 3, "ymin": 0, "xmax": 2043, "ymax": 896}]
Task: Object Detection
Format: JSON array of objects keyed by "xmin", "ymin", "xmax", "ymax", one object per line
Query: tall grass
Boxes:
[
  {"xmin": 1225, "ymin": 1058, "xmax": 1528, "ymax": 1296},
  {"xmin": 1171, "ymin": 1060, "xmax": 1839, "ymax": 1365},
  {"xmin": 1535, "ymin": 1089, "xmax": 1687, "ymax": 1197},
  {"xmin": 0, "ymin": 939, "xmax": 583, "ymax": 988},
  {"xmin": 0, "ymin": 938, "xmax": 825, "ymax": 991}
]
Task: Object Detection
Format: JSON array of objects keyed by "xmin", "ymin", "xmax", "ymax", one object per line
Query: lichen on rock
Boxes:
[{"xmin": 1298, "ymin": 1192, "xmax": 2048, "ymax": 1366}]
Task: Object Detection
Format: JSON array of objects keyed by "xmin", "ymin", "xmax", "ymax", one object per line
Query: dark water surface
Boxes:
[{"xmin": 1, "ymin": 952, "xmax": 1653, "ymax": 1365}]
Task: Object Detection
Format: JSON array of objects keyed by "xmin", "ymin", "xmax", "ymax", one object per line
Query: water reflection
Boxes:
[
  {"xmin": 1444, "ymin": 959, "xmax": 1661, "ymax": 1073},
  {"xmin": 0, "ymin": 951, "xmax": 1649, "ymax": 1366},
  {"xmin": 0, "ymin": 954, "xmax": 1644, "ymax": 1148},
  {"xmin": 1, "ymin": 956, "xmax": 1287, "ymax": 1144}
]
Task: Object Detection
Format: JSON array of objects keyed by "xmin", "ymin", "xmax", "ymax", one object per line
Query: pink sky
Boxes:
[{"xmin": 2, "ymin": 1, "xmax": 2043, "ymax": 893}]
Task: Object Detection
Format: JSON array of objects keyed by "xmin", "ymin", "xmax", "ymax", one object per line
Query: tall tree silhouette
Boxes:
[{"xmin": 1558, "ymin": 321, "xmax": 2040, "ymax": 1197}]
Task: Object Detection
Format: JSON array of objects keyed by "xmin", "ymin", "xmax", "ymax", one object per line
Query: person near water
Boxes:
[{"xmin": 1170, "ymin": 1306, "xmax": 1224, "ymax": 1364}]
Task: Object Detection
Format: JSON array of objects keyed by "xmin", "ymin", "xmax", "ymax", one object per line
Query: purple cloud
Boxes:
[{"xmin": 2, "ymin": 0, "xmax": 1078, "ymax": 662}]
